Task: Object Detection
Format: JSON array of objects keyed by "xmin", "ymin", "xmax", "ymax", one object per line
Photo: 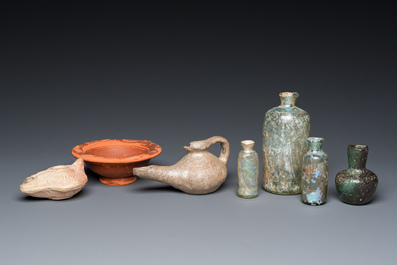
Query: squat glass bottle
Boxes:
[
  {"xmin": 335, "ymin": 144, "xmax": 378, "ymax": 205},
  {"xmin": 237, "ymin": 140, "xmax": 259, "ymax": 198},
  {"xmin": 262, "ymin": 92, "xmax": 310, "ymax": 195},
  {"xmin": 301, "ymin": 137, "xmax": 328, "ymax": 205}
]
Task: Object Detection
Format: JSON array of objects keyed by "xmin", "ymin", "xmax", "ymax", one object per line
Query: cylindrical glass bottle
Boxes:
[
  {"xmin": 301, "ymin": 137, "xmax": 328, "ymax": 205},
  {"xmin": 262, "ymin": 92, "xmax": 310, "ymax": 195},
  {"xmin": 237, "ymin": 140, "xmax": 259, "ymax": 198}
]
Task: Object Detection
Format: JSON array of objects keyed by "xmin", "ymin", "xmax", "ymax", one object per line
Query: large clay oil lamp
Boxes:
[{"xmin": 72, "ymin": 139, "xmax": 162, "ymax": 186}]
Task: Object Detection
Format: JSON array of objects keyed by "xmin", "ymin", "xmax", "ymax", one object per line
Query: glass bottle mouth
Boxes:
[
  {"xmin": 279, "ymin": 92, "xmax": 299, "ymax": 98},
  {"xmin": 279, "ymin": 92, "xmax": 299, "ymax": 106},
  {"xmin": 347, "ymin": 144, "xmax": 369, "ymax": 169},
  {"xmin": 241, "ymin": 140, "xmax": 255, "ymax": 150},
  {"xmin": 308, "ymin": 137, "xmax": 324, "ymax": 143},
  {"xmin": 348, "ymin": 144, "xmax": 368, "ymax": 151},
  {"xmin": 307, "ymin": 137, "xmax": 324, "ymax": 151}
]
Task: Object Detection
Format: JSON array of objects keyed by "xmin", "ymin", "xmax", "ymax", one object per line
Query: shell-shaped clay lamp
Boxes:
[{"xmin": 20, "ymin": 158, "xmax": 88, "ymax": 200}]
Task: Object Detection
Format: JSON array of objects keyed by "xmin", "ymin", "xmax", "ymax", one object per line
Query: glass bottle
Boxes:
[
  {"xmin": 301, "ymin": 137, "xmax": 328, "ymax": 205},
  {"xmin": 262, "ymin": 92, "xmax": 310, "ymax": 195},
  {"xmin": 237, "ymin": 140, "xmax": 259, "ymax": 198},
  {"xmin": 335, "ymin": 144, "xmax": 378, "ymax": 205}
]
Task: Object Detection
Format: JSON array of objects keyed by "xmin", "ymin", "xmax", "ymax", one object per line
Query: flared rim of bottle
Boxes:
[
  {"xmin": 279, "ymin": 92, "xmax": 299, "ymax": 99},
  {"xmin": 241, "ymin": 139, "xmax": 255, "ymax": 145},
  {"xmin": 279, "ymin": 92, "xmax": 299, "ymax": 107},
  {"xmin": 307, "ymin": 137, "xmax": 324, "ymax": 143},
  {"xmin": 241, "ymin": 140, "xmax": 255, "ymax": 150},
  {"xmin": 348, "ymin": 144, "xmax": 368, "ymax": 151}
]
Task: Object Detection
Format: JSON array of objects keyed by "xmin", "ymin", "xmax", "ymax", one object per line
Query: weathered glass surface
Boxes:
[
  {"xmin": 335, "ymin": 144, "xmax": 378, "ymax": 205},
  {"xmin": 237, "ymin": 140, "xmax": 259, "ymax": 198},
  {"xmin": 301, "ymin": 137, "xmax": 328, "ymax": 205},
  {"xmin": 262, "ymin": 92, "xmax": 310, "ymax": 195}
]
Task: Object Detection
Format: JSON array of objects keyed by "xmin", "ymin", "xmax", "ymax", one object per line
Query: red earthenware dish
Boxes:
[{"xmin": 71, "ymin": 139, "xmax": 162, "ymax": 186}]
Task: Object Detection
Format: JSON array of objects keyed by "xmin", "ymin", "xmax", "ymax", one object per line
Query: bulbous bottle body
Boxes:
[
  {"xmin": 335, "ymin": 144, "xmax": 378, "ymax": 205},
  {"xmin": 301, "ymin": 137, "xmax": 328, "ymax": 205},
  {"xmin": 262, "ymin": 92, "xmax": 310, "ymax": 195},
  {"xmin": 237, "ymin": 140, "xmax": 259, "ymax": 198}
]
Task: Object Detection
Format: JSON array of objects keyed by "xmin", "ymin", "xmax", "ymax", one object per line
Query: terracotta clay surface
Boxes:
[
  {"xmin": 20, "ymin": 158, "xmax": 88, "ymax": 200},
  {"xmin": 133, "ymin": 136, "xmax": 230, "ymax": 195},
  {"xmin": 72, "ymin": 139, "xmax": 162, "ymax": 186}
]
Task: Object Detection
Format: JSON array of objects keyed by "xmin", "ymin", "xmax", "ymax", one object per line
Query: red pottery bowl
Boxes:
[{"xmin": 71, "ymin": 139, "xmax": 162, "ymax": 186}]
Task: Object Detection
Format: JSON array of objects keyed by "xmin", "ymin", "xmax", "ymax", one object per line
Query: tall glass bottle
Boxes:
[
  {"xmin": 301, "ymin": 137, "xmax": 328, "ymax": 205},
  {"xmin": 262, "ymin": 92, "xmax": 310, "ymax": 195},
  {"xmin": 237, "ymin": 140, "xmax": 259, "ymax": 198}
]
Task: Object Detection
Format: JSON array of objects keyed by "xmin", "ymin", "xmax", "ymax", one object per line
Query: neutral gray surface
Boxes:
[{"xmin": 1, "ymin": 3, "xmax": 396, "ymax": 264}]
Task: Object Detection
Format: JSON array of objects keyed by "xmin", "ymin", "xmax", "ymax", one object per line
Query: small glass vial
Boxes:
[
  {"xmin": 301, "ymin": 137, "xmax": 328, "ymax": 205},
  {"xmin": 237, "ymin": 140, "xmax": 259, "ymax": 198}
]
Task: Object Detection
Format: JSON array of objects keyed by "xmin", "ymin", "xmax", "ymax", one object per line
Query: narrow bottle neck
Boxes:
[
  {"xmin": 309, "ymin": 142, "xmax": 322, "ymax": 152},
  {"xmin": 279, "ymin": 92, "xmax": 299, "ymax": 107},
  {"xmin": 307, "ymin": 137, "xmax": 323, "ymax": 152},
  {"xmin": 241, "ymin": 140, "xmax": 255, "ymax": 152},
  {"xmin": 281, "ymin": 98, "xmax": 297, "ymax": 107},
  {"xmin": 347, "ymin": 145, "xmax": 368, "ymax": 169}
]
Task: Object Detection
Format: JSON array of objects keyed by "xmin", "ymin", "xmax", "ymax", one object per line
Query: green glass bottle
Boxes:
[
  {"xmin": 237, "ymin": 140, "xmax": 259, "ymax": 198},
  {"xmin": 262, "ymin": 92, "xmax": 310, "ymax": 195},
  {"xmin": 335, "ymin": 144, "xmax": 378, "ymax": 205},
  {"xmin": 301, "ymin": 137, "xmax": 328, "ymax": 205}
]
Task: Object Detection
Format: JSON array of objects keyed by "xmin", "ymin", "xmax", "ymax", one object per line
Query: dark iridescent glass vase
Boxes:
[
  {"xmin": 301, "ymin": 137, "xmax": 328, "ymax": 205},
  {"xmin": 335, "ymin": 144, "xmax": 378, "ymax": 205},
  {"xmin": 262, "ymin": 92, "xmax": 310, "ymax": 195}
]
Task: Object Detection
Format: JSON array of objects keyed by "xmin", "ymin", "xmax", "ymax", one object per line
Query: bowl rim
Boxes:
[{"xmin": 71, "ymin": 139, "xmax": 162, "ymax": 163}]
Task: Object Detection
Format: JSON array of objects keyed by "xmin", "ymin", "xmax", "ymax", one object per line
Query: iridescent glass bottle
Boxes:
[
  {"xmin": 262, "ymin": 92, "xmax": 310, "ymax": 195},
  {"xmin": 335, "ymin": 144, "xmax": 378, "ymax": 205},
  {"xmin": 301, "ymin": 137, "xmax": 328, "ymax": 205},
  {"xmin": 237, "ymin": 140, "xmax": 259, "ymax": 198}
]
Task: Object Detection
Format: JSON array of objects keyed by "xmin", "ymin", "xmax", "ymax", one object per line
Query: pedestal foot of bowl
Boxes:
[{"xmin": 99, "ymin": 176, "xmax": 137, "ymax": 186}]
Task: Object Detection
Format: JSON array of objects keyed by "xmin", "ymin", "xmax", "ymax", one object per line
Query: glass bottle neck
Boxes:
[
  {"xmin": 348, "ymin": 144, "xmax": 368, "ymax": 169},
  {"xmin": 279, "ymin": 92, "xmax": 299, "ymax": 107},
  {"xmin": 307, "ymin": 137, "xmax": 324, "ymax": 152},
  {"xmin": 241, "ymin": 140, "xmax": 255, "ymax": 151},
  {"xmin": 309, "ymin": 142, "xmax": 323, "ymax": 152}
]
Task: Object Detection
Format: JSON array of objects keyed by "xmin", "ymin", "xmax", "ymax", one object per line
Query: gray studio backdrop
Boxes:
[{"xmin": 1, "ymin": 3, "xmax": 396, "ymax": 264}]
